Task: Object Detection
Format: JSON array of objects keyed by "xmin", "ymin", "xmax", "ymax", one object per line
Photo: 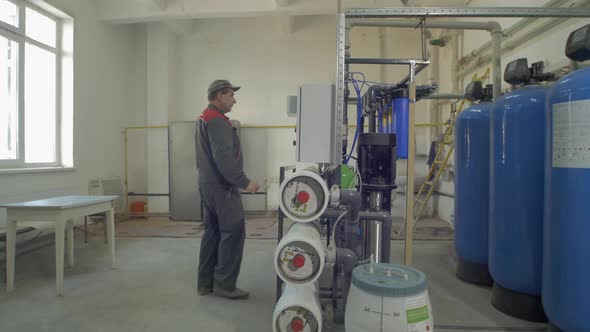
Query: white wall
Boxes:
[
  {"xmin": 180, "ymin": 16, "xmax": 336, "ymax": 210},
  {"xmin": 0, "ymin": 0, "xmax": 142, "ymax": 209},
  {"xmin": 433, "ymin": 0, "xmax": 589, "ymax": 223}
]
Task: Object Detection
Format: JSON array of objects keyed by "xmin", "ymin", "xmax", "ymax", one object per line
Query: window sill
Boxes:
[{"xmin": 0, "ymin": 166, "xmax": 76, "ymax": 175}]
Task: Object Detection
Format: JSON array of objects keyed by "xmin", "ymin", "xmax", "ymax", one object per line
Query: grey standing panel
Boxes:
[
  {"xmin": 169, "ymin": 121, "xmax": 201, "ymax": 221},
  {"xmin": 296, "ymin": 84, "xmax": 335, "ymax": 164}
]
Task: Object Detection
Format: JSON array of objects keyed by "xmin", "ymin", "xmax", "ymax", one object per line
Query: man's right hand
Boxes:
[{"xmin": 245, "ymin": 180, "xmax": 260, "ymax": 193}]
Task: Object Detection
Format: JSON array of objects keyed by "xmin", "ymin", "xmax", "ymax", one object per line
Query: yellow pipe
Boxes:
[
  {"xmin": 241, "ymin": 121, "xmax": 450, "ymax": 130},
  {"xmin": 240, "ymin": 125, "xmax": 295, "ymax": 129},
  {"xmin": 416, "ymin": 122, "xmax": 447, "ymax": 127},
  {"xmin": 125, "ymin": 125, "xmax": 169, "ymax": 130},
  {"xmin": 123, "ymin": 125, "xmax": 169, "ymax": 212},
  {"xmin": 124, "ymin": 130, "xmax": 128, "ymax": 209}
]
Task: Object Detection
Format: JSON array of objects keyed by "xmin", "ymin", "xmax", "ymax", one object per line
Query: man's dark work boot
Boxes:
[{"xmin": 213, "ymin": 286, "xmax": 249, "ymax": 300}]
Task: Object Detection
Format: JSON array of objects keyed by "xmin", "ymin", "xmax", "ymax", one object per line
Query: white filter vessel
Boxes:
[
  {"xmin": 279, "ymin": 165, "xmax": 330, "ymax": 223},
  {"xmin": 274, "ymin": 222, "xmax": 325, "ymax": 286},
  {"xmin": 273, "ymin": 283, "xmax": 322, "ymax": 332},
  {"xmin": 345, "ymin": 263, "xmax": 434, "ymax": 332}
]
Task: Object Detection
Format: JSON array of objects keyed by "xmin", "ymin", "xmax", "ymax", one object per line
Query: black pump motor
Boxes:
[{"xmin": 357, "ymin": 133, "xmax": 397, "ymax": 211}]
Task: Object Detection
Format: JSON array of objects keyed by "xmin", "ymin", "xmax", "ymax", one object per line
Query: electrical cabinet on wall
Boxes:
[{"xmin": 296, "ymin": 84, "xmax": 335, "ymax": 164}]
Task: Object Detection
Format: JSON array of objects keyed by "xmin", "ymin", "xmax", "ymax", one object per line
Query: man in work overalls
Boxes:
[{"xmin": 195, "ymin": 80, "xmax": 260, "ymax": 299}]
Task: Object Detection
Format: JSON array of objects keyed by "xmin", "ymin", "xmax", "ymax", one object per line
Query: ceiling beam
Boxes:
[
  {"xmin": 99, "ymin": 0, "xmax": 337, "ymax": 24},
  {"xmin": 163, "ymin": 19, "xmax": 194, "ymax": 35},
  {"xmin": 152, "ymin": 0, "xmax": 168, "ymax": 9}
]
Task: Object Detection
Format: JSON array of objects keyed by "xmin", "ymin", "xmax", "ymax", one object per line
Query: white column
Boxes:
[{"xmin": 146, "ymin": 23, "xmax": 172, "ymax": 213}]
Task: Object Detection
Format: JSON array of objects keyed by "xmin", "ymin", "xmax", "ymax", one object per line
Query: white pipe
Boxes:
[
  {"xmin": 491, "ymin": 29, "xmax": 502, "ymax": 100},
  {"xmin": 451, "ymin": 31, "xmax": 460, "ymax": 94},
  {"xmin": 458, "ymin": 0, "xmax": 590, "ymax": 80},
  {"xmin": 458, "ymin": 0, "xmax": 570, "ymax": 69}
]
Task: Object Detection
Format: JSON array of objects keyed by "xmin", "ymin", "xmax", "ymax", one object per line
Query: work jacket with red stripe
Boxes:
[{"xmin": 195, "ymin": 105, "xmax": 250, "ymax": 189}]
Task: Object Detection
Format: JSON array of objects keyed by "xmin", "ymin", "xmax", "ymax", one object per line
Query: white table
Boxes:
[{"xmin": 0, "ymin": 195, "xmax": 117, "ymax": 296}]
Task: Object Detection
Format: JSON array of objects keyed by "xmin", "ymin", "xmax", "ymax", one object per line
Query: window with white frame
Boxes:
[{"xmin": 0, "ymin": 0, "xmax": 73, "ymax": 169}]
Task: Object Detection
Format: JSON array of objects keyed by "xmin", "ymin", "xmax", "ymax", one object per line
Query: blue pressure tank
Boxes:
[
  {"xmin": 490, "ymin": 58, "xmax": 548, "ymax": 322},
  {"xmin": 543, "ymin": 24, "xmax": 590, "ymax": 332},
  {"xmin": 454, "ymin": 84, "xmax": 494, "ymax": 286}
]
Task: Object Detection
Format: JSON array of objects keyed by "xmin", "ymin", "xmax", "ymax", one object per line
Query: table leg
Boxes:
[
  {"xmin": 106, "ymin": 208, "xmax": 115, "ymax": 268},
  {"xmin": 55, "ymin": 220, "xmax": 65, "ymax": 296},
  {"xmin": 6, "ymin": 219, "xmax": 16, "ymax": 292},
  {"xmin": 67, "ymin": 219, "xmax": 74, "ymax": 267},
  {"xmin": 84, "ymin": 216, "xmax": 88, "ymax": 244},
  {"xmin": 103, "ymin": 216, "xmax": 107, "ymax": 244}
]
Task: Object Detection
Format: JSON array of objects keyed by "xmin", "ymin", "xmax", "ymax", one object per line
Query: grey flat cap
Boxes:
[{"xmin": 208, "ymin": 80, "xmax": 241, "ymax": 94}]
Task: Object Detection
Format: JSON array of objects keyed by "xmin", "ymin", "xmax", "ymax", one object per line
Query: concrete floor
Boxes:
[{"xmin": 0, "ymin": 234, "xmax": 549, "ymax": 332}]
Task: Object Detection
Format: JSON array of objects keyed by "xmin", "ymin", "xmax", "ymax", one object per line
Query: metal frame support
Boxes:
[
  {"xmin": 334, "ymin": 13, "xmax": 347, "ymax": 165},
  {"xmin": 345, "ymin": 7, "xmax": 590, "ymax": 17},
  {"xmin": 345, "ymin": 58, "xmax": 429, "ymax": 65},
  {"xmin": 404, "ymin": 71, "xmax": 417, "ymax": 266},
  {"xmin": 401, "ymin": 62, "xmax": 428, "ymax": 86}
]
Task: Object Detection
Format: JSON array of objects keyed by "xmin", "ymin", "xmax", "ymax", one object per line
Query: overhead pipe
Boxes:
[
  {"xmin": 458, "ymin": 16, "xmax": 572, "ymax": 77},
  {"xmin": 451, "ymin": 30, "xmax": 460, "ymax": 97},
  {"xmin": 491, "ymin": 29, "xmax": 502, "ymax": 100},
  {"xmin": 458, "ymin": 0, "xmax": 590, "ymax": 93},
  {"xmin": 458, "ymin": 0, "xmax": 570, "ymax": 69},
  {"xmin": 422, "ymin": 93, "xmax": 466, "ymax": 100},
  {"xmin": 348, "ymin": 19, "xmax": 502, "ymax": 99},
  {"xmin": 350, "ymin": 19, "xmax": 500, "ymax": 31}
]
